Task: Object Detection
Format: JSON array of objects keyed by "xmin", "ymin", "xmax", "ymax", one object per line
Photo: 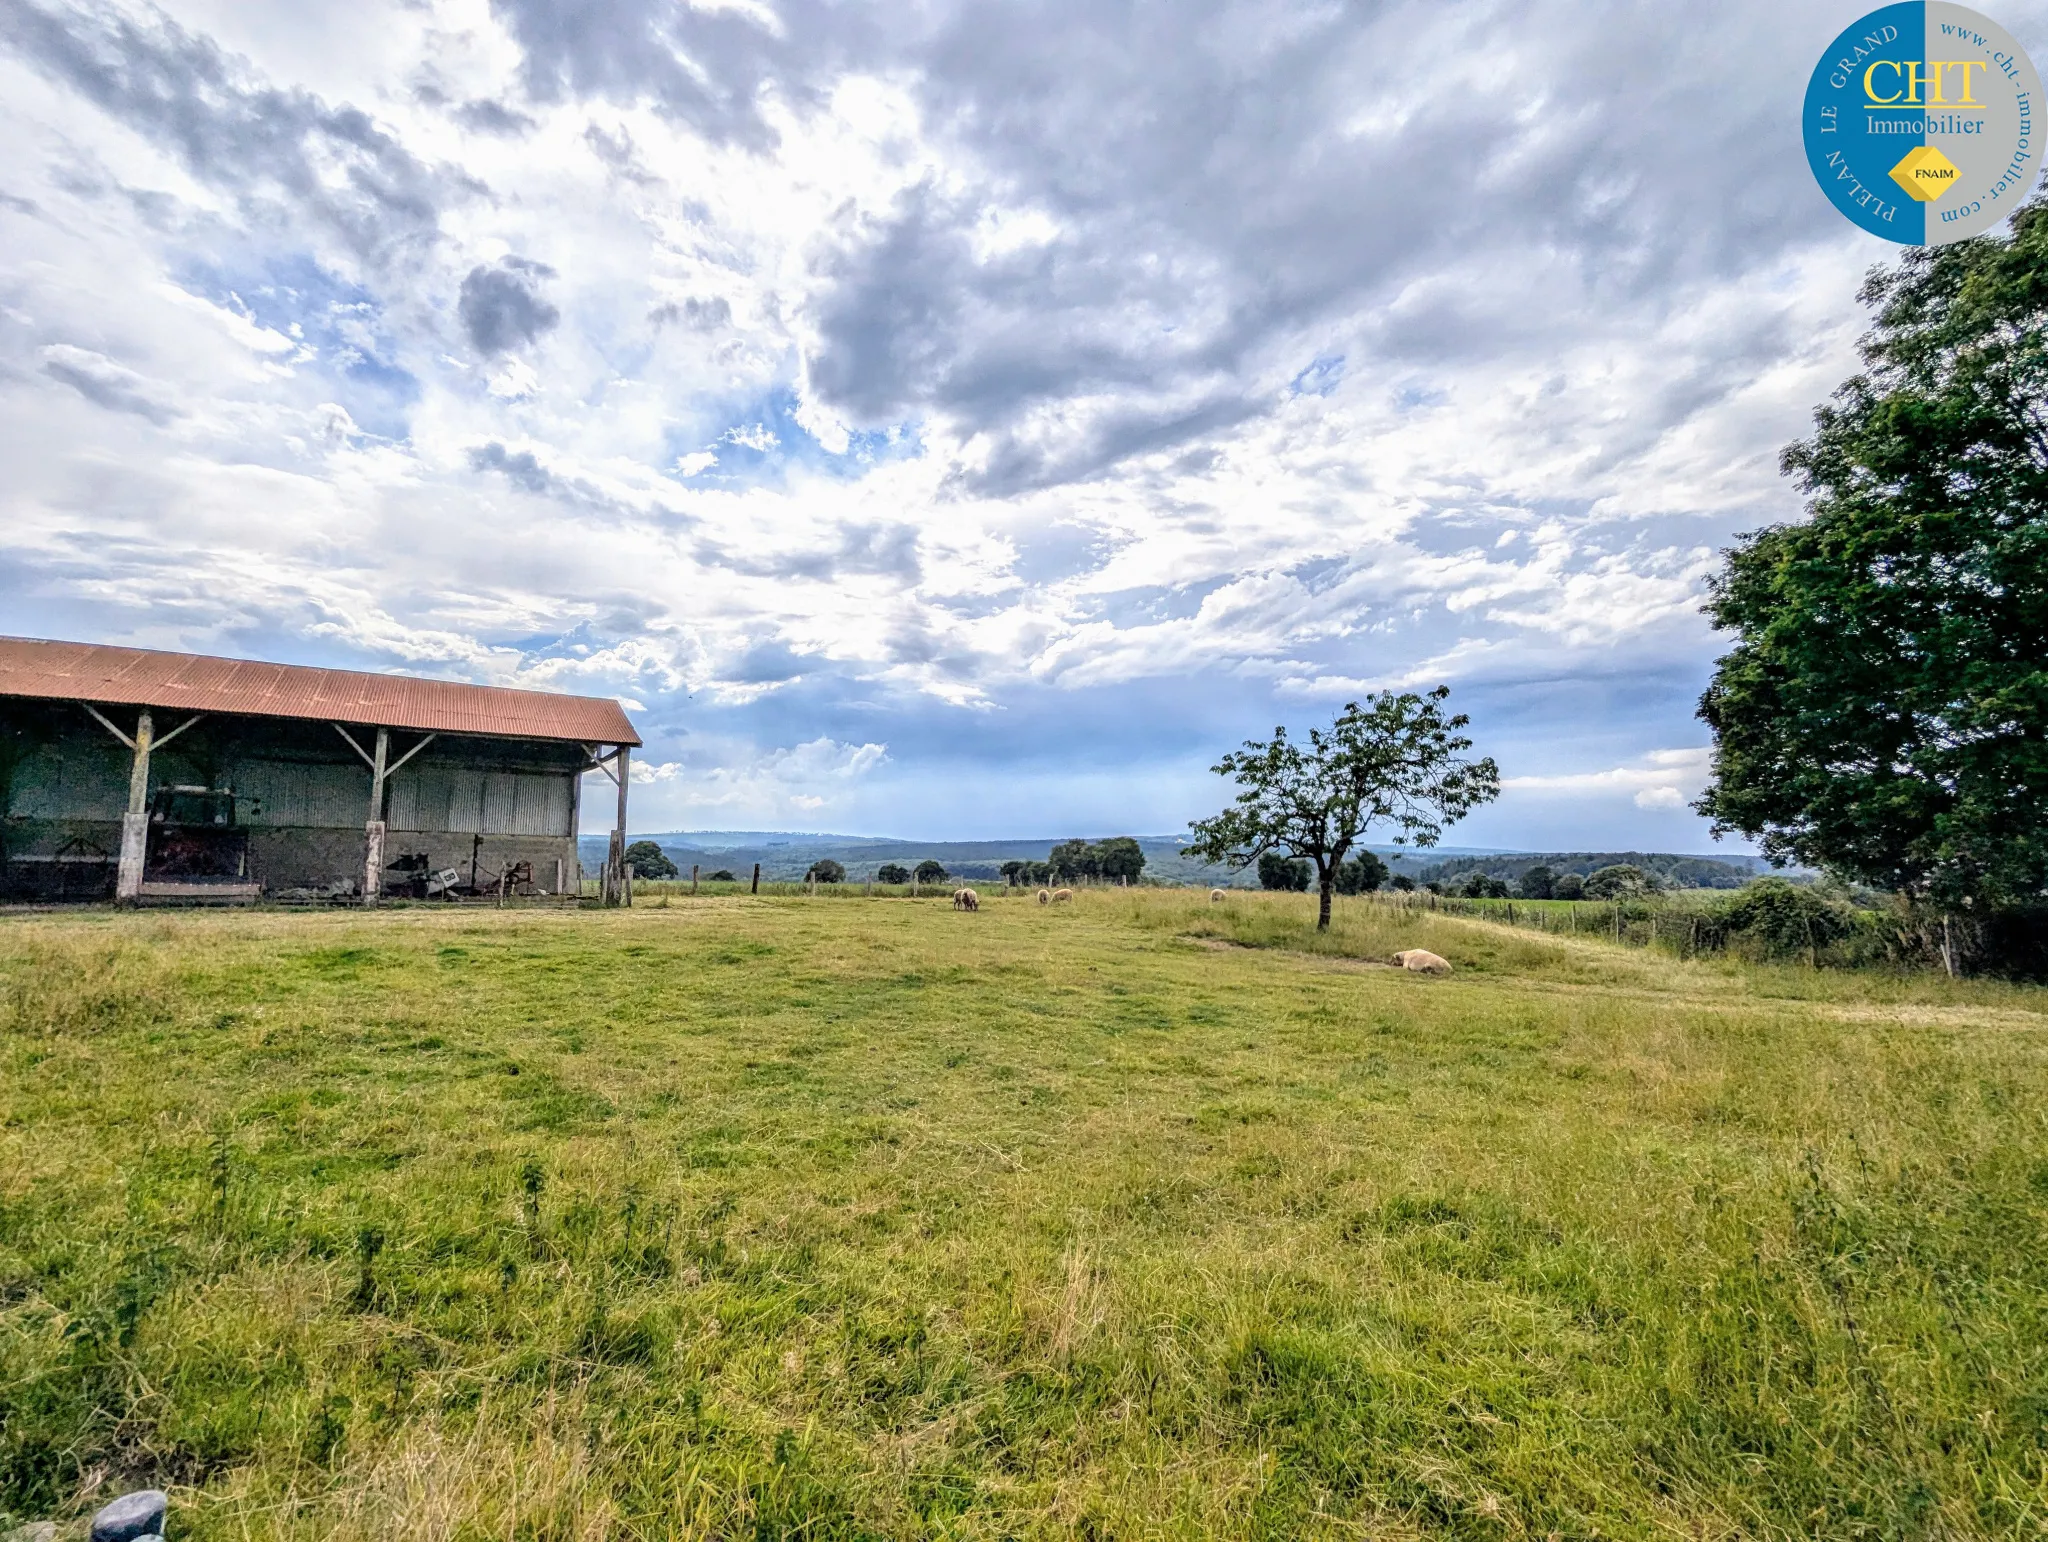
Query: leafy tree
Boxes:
[
  {"xmin": 914, "ymin": 859, "xmax": 949, "ymax": 884},
  {"xmin": 623, "ymin": 840, "xmax": 678, "ymax": 880},
  {"xmin": 875, "ymin": 863, "xmax": 910, "ymax": 885},
  {"xmin": 1389, "ymin": 874, "xmax": 1416, "ymax": 892},
  {"xmin": 1460, "ymin": 872, "xmax": 1509, "ymax": 899},
  {"xmin": 806, "ymin": 859, "xmax": 845, "ymax": 884},
  {"xmin": 706, "ymin": 869, "xmax": 736, "ymax": 882},
  {"xmin": 1334, "ymin": 849, "xmax": 1387, "ymax": 894},
  {"xmin": 999, "ymin": 860, "xmax": 1027, "ymax": 887},
  {"xmin": 1049, "ymin": 839, "xmax": 1096, "ymax": 882},
  {"xmin": 1258, "ymin": 853, "xmax": 1311, "ymax": 891},
  {"xmin": 1518, "ymin": 864, "xmax": 1556, "ymax": 900},
  {"xmin": 1553, "ymin": 872, "xmax": 1586, "ymax": 901},
  {"xmin": 1093, "ymin": 836, "xmax": 1146, "ymax": 883},
  {"xmin": 1186, "ymin": 689, "xmax": 1500, "ymax": 929},
  {"xmin": 1584, "ymin": 864, "xmax": 1653, "ymax": 900},
  {"xmin": 1697, "ymin": 199, "xmax": 2048, "ymax": 952}
]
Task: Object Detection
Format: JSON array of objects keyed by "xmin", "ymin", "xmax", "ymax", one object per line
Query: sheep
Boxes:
[
  {"xmin": 1392, "ymin": 948, "xmax": 1452, "ymax": 975},
  {"xmin": 1209, "ymin": 887, "xmax": 1226, "ymax": 902},
  {"xmin": 1050, "ymin": 887, "xmax": 1074, "ymax": 904},
  {"xmin": 952, "ymin": 887, "xmax": 979, "ymax": 911},
  {"xmin": 1037, "ymin": 888, "xmax": 1052, "ymax": 905}
]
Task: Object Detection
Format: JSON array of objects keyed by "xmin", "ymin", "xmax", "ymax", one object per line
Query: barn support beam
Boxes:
[
  {"xmin": 116, "ymin": 708, "xmax": 153, "ymax": 904},
  {"xmin": 613, "ymin": 745, "xmax": 631, "ymax": 907},
  {"xmin": 363, "ymin": 726, "xmax": 388, "ymax": 906}
]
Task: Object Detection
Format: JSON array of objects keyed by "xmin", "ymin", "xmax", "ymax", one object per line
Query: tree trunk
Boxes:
[{"xmin": 1318, "ymin": 876, "xmax": 1334, "ymax": 930}]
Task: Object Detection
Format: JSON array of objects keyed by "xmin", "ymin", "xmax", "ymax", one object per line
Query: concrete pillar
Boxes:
[{"xmin": 115, "ymin": 708, "xmax": 154, "ymax": 903}]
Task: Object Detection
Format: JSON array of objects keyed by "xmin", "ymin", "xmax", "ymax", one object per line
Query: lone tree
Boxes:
[
  {"xmin": 914, "ymin": 859, "xmax": 949, "ymax": 884},
  {"xmin": 806, "ymin": 859, "xmax": 845, "ymax": 884},
  {"xmin": 1697, "ymin": 198, "xmax": 2048, "ymax": 964},
  {"xmin": 623, "ymin": 840, "xmax": 678, "ymax": 880},
  {"xmin": 1186, "ymin": 688, "xmax": 1500, "ymax": 929},
  {"xmin": 875, "ymin": 863, "xmax": 910, "ymax": 885}
]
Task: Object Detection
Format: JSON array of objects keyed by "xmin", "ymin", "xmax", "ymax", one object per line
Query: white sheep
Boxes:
[
  {"xmin": 1050, "ymin": 887, "xmax": 1074, "ymax": 904},
  {"xmin": 952, "ymin": 887, "xmax": 979, "ymax": 911},
  {"xmin": 1392, "ymin": 948, "xmax": 1452, "ymax": 975},
  {"xmin": 1037, "ymin": 888, "xmax": 1052, "ymax": 905},
  {"xmin": 1209, "ymin": 887, "xmax": 1226, "ymax": 902}
]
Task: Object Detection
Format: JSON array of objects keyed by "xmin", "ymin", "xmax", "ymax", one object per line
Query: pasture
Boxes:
[{"xmin": 2, "ymin": 891, "xmax": 2046, "ymax": 1540}]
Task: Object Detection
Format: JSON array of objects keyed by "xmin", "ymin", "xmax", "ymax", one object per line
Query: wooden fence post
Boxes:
[
  {"xmin": 691, "ymin": 863, "xmax": 700, "ymax": 896},
  {"xmin": 751, "ymin": 862, "xmax": 761, "ymax": 895}
]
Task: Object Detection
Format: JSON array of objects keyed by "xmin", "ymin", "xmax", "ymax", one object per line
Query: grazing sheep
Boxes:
[
  {"xmin": 1392, "ymin": 948, "xmax": 1452, "ymax": 975},
  {"xmin": 1037, "ymin": 888, "xmax": 1052, "ymax": 905},
  {"xmin": 952, "ymin": 887, "xmax": 979, "ymax": 911},
  {"xmin": 1209, "ymin": 887, "xmax": 1226, "ymax": 902},
  {"xmin": 1051, "ymin": 887, "xmax": 1074, "ymax": 904}
]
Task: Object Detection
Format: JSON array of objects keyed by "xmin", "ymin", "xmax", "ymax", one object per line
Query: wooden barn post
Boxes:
[
  {"xmin": 115, "ymin": 707, "xmax": 154, "ymax": 903},
  {"xmin": 612, "ymin": 744, "xmax": 631, "ymax": 907},
  {"xmin": 363, "ymin": 726, "xmax": 389, "ymax": 906}
]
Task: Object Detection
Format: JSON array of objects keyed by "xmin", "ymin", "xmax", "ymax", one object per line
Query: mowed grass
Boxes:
[{"xmin": 3, "ymin": 892, "xmax": 2047, "ymax": 1541}]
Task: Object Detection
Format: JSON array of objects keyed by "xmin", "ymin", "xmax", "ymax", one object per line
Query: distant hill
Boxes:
[{"xmin": 581, "ymin": 831, "xmax": 1773, "ymax": 889}]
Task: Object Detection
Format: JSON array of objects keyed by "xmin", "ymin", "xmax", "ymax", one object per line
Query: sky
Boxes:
[{"xmin": 3, "ymin": 0, "xmax": 2042, "ymax": 850}]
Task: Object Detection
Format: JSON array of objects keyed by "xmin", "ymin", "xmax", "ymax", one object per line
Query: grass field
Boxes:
[{"xmin": 3, "ymin": 891, "xmax": 2047, "ymax": 1540}]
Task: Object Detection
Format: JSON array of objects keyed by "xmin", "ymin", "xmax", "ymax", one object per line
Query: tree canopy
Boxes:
[
  {"xmin": 1186, "ymin": 689, "xmax": 1499, "ymax": 929},
  {"xmin": 806, "ymin": 859, "xmax": 845, "ymax": 884},
  {"xmin": 1697, "ymin": 198, "xmax": 2048, "ymax": 947},
  {"xmin": 875, "ymin": 863, "xmax": 910, "ymax": 885},
  {"xmin": 1047, "ymin": 838, "xmax": 1146, "ymax": 883},
  {"xmin": 1258, "ymin": 853, "xmax": 1310, "ymax": 891},
  {"xmin": 622, "ymin": 840, "xmax": 678, "ymax": 880},
  {"xmin": 914, "ymin": 859, "xmax": 949, "ymax": 884},
  {"xmin": 1335, "ymin": 850, "xmax": 1388, "ymax": 895}
]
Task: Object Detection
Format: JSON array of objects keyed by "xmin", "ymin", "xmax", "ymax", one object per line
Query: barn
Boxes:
[{"xmin": 0, "ymin": 637, "xmax": 642, "ymax": 905}]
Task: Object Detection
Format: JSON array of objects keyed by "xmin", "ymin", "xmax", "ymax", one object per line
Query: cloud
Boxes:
[
  {"xmin": 1, "ymin": 0, "xmax": 455, "ymax": 260},
  {"xmin": 458, "ymin": 258, "xmax": 560, "ymax": 354},
  {"xmin": 38, "ymin": 343, "xmax": 179, "ymax": 422},
  {"xmin": 650, "ymin": 295, "xmax": 731, "ymax": 330},
  {"xmin": 1506, "ymin": 747, "xmax": 1712, "ymax": 804}
]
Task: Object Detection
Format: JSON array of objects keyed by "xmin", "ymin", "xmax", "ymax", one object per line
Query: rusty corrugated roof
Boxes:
[{"xmin": 0, "ymin": 636, "xmax": 641, "ymax": 745}]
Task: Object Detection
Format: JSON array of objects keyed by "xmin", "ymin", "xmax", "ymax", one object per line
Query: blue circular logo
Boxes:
[{"xmin": 1805, "ymin": 4, "xmax": 2043, "ymax": 244}]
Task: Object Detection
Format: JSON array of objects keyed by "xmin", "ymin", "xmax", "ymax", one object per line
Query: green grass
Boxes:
[{"xmin": 3, "ymin": 891, "xmax": 2047, "ymax": 1540}]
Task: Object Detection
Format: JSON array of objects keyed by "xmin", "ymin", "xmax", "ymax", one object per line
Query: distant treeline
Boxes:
[{"xmin": 1415, "ymin": 851, "xmax": 1764, "ymax": 890}]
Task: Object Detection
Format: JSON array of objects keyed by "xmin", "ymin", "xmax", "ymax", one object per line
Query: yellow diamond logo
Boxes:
[{"xmin": 1890, "ymin": 144, "xmax": 1961, "ymax": 202}]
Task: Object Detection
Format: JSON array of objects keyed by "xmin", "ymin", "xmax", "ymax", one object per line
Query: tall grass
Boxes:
[{"xmin": 2, "ymin": 893, "xmax": 2046, "ymax": 1539}]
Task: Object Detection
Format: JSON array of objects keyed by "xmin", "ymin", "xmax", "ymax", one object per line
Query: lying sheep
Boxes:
[
  {"xmin": 952, "ymin": 887, "xmax": 979, "ymax": 911},
  {"xmin": 1392, "ymin": 948, "xmax": 1452, "ymax": 975},
  {"xmin": 1209, "ymin": 887, "xmax": 1226, "ymax": 902},
  {"xmin": 1050, "ymin": 887, "xmax": 1074, "ymax": 904}
]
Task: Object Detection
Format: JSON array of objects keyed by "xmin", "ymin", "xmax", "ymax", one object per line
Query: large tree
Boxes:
[
  {"xmin": 1186, "ymin": 688, "xmax": 1499, "ymax": 929},
  {"xmin": 1697, "ymin": 199, "xmax": 2048, "ymax": 947}
]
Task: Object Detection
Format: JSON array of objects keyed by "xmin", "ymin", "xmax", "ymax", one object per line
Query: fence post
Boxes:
[
  {"xmin": 750, "ymin": 862, "xmax": 760, "ymax": 895},
  {"xmin": 691, "ymin": 863, "xmax": 700, "ymax": 896}
]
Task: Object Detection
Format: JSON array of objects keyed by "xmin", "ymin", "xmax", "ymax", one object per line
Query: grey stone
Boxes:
[
  {"xmin": 91, "ymin": 1491, "xmax": 167, "ymax": 1542},
  {"xmin": 6, "ymin": 1523, "xmax": 57, "ymax": 1542}
]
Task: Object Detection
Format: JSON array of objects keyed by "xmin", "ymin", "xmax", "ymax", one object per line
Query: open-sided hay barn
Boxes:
[{"xmin": 0, "ymin": 638, "xmax": 641, "ymax": 905}]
